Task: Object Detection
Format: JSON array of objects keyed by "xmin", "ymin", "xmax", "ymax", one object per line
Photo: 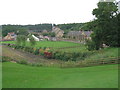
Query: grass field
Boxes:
[
  {"xmin": 2, "ymin": 41, "xmax": 87, "ymax": 53},
  {"xmin": 57, "ymin": 46, "xmax": 88, "ymax": 53},
  {"xmin": 2, "ymin": 41, "xmax": 81, "ymax": 48},
  {"xmin": 2, "ymin": 62, "xmax": 118, "ymax": 88}
]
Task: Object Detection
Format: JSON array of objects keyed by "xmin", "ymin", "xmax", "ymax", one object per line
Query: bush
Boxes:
[
  {"xmin": 44, "ymin": 51, "xmax": 52, "ymax": 58},
  {"xmin": 86, "ymin": 40, "xmax": 96, "ymax": 51},
  {"xmin": 29, "ymin": 47, "xmax": 34, "ymax": 53},
  {"xmin": 34, "ymin": 49, "xmax": 39, "ymax": 55},
  {"xmin": 17, "ymin": 60, "xmax": 28, "ymax": 65},
  {"xmin": 39, "ymin": 48, "xmax": 44, "ymax": 55},
  {"xmin": 53, "ymin": 51, "xmax": 62, "ymax": 60},
  {"xmin": 30, "ymin": 63, "xmax": 43, "ymax": 67},
  {"xmin": 2, "ymin": 56, "xmax": 12, "ymax": 62}
]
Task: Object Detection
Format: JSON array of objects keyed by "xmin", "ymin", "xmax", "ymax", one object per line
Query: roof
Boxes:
[
  {"xmin": 67, "ymin": 31, "xmax": 93, "ymax": 37},
  {"xmin": 8, "ymin": 32, "xmax": 15, "ymax": 35}
]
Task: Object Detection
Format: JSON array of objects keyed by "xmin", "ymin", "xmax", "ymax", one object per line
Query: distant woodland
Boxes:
[
  {"xmin": 2, "ymin": 22, "xmax": 94, "ymax": 37},
  {"xmin": 2, "ymin": 24, "xmax": 52, "ymax": 37}
]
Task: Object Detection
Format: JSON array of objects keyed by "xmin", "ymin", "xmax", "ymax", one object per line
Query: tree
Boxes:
[
  {"xmin": 90, "ymin": 0, "xmax": 119, "ymax": 50},
  {"xmin": 28, "ymin": 34, "xmax": 36, "ymax": 46},
  {"xmin": 42, "ymin": 33, "xmax": 49, "ymax": 36},
  {"xmin": 49, "ymin": 32, "xmax": 55, "ymax": 37},
  {"xmin": 16, "ymin": 35, "xmax": 27, "ymax": 46}
]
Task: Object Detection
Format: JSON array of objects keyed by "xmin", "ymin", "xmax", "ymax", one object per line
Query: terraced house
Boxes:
[{"xmin": 67, "ymin": 30, "xmax": 93, "ymax": 42}]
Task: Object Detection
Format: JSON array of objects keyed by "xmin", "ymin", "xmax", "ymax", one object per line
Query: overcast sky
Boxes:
[{"xmin": 0, "ymin": 0, "xmax": 119, "ymax": 25}]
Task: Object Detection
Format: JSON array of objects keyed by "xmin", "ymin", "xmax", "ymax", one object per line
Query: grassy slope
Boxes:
[
  {"xmin": 84, "ymin": 47, "xmax": 119, "ymax": 61},
  {"xmin": 3, "ymin": 62, "xmax": 118, "ymax": 88}
]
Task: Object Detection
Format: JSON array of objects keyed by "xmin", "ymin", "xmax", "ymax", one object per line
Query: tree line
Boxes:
[{"xmin": 2, "ymin": 24, "xmax": 52, "ymax": 37}]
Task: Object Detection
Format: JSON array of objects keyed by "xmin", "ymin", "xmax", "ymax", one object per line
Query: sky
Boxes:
[{"xmin": 0, "ymin": 0, "xmax": 119, "ymax": 25}]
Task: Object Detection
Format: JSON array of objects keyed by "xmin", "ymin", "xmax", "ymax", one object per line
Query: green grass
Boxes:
[
  {"xmin": 2, "ymin": 41, "xmax": 88, "ymax": 53},
  {"xmin": 84, "ymin": 47, "xmax": 119, "ymax": 61},
  {"xmin": 57, "ymin": 45, "xmax": 88, "ymax": 53},
  {"xmin": 2, "ymin": 41, "xmax": 81, "ymax": 48},
  {"xmin": 3, "ymin": 62, "xmax": 118, "ymax": 88},
  {"xmin": 2, "ymin": 41, "xmax": 15, "ymax": 44}
]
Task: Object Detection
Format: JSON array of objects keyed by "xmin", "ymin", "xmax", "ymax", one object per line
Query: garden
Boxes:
[
  {"xmin": 2, "ymin": 41, "xmax": 90, "ymax": 61},
  {"xmin": 2, "ymin": 40, "xmax": 119, "ymax": 67}
]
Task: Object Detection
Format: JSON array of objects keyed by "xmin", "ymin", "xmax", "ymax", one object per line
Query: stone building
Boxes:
[
  {"xmin": 52, "ymin": 26, "xmax": 64, "ymax": 38},
  {"xmin": 67, "ymin": 30, "xmax": 93, "ymax": 41}
]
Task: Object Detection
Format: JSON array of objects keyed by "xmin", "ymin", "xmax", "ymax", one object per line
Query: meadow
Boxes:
[{"xmin": 2, "ymin": 62, "xmax": 118, "ymax": 88}]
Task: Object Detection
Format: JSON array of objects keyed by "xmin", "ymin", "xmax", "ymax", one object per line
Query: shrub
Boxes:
[
  {"xmin": 30, "ymin": 63, "xmax": 43, "ymax": 67},
  {"xmin": 54, "ymin": 52, "xmax": 60, "ymax": 59},
  {"xmin": 86, "ymin": 40, "xmax": 96, "ymax": 51},
  {"xmin": 17, "ymin": 60, "xmax": 28, "ymax": 65},
  {"xmin": 29, "ymin": 47, "xmax": 34, "ymax": 53},
  {"xmin": 39, "ymin": 48, "xmax": 44, "ymax": 55},
  {"xmin": 2, "ymin": 56, "xmax": 12, "ymax": 62},
  {"xmin": 34, "ymin": 49, "xmax": 39, "ymax": 55},
  {"xmin": 44, "ymin": 50, "xmax": 52, "ymax": 59}
]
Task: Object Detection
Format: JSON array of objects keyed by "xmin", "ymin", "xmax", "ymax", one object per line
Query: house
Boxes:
[
  {"xmin": 2, "ymin": 32, "xmax": 17, "ymax": 41},
  {"xmin": 42, "ymin": 30, "xmax": 48, "ymax": 33},
  {"xmin": 67, "ymin": 30, "xmax": 93, "ymax": 41},
  {"xmin": 32, "ymin": 35, "xmax": 39, "ymax": 41},
  {"xmin": 27, "ymin": 34, "xmax": 39, "ymax": 42},
  {"xmin": 49, "ymin": 37, "xmax": 57, "ymax": 41},
  {"xmin": 44, "ymin": 36, "xmax": 50, "ymax": 40},
  {"xmin": 52, "ymin": 26, "xmax": 64, "ymax": 38}
]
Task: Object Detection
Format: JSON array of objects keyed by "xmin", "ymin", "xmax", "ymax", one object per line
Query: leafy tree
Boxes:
[
  {"xmin": 42, "ymin": 33, "xmax": 49, "ymax": 36},
  {"xmin": 90, "ymin": 0, "xmax": 119, "ymax": 50},
  {"xmin": 28, "ymin": 35, "xmax": 36, "ymax": 46},
  {"xmin": 49, "ymin": 32, "xmax": 55, "ymax": 37},
  {"xmin": 16, "ymin": 35, "xmax": 27, "ymax": 46}
]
